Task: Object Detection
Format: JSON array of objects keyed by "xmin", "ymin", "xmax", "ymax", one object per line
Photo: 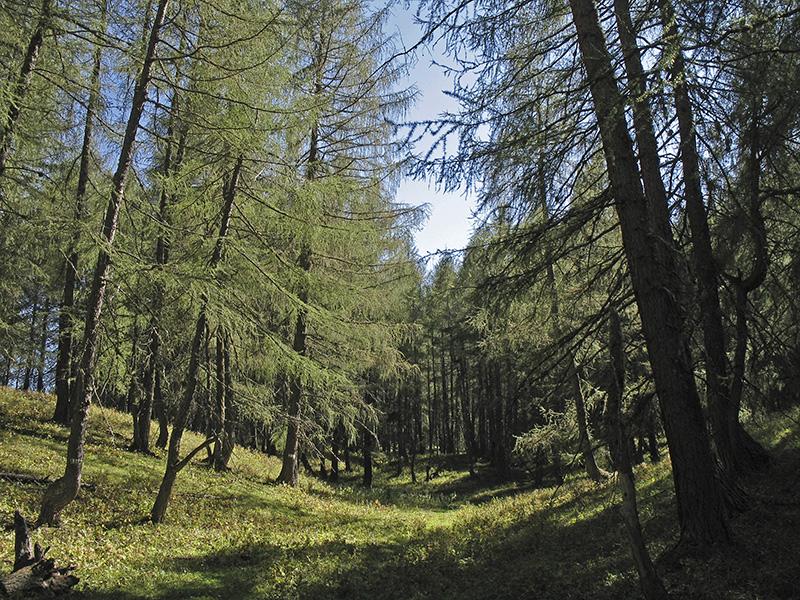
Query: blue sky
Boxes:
[{"xmin": 385, "ymin": 4, "xmax": 476, "ymax": 262}]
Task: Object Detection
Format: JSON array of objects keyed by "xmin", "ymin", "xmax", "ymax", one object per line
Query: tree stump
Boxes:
[{"xmin": 0, "ymin": 511, "xmax": 78, "ymax": 597}]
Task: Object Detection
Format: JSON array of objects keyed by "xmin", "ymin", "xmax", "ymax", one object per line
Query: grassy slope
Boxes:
[{"xmin": 0, "ymin": 388, "xmax": 798, "ymax": 599}]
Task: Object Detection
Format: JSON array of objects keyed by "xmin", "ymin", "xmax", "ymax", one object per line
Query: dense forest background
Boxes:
[{"xmin": 0, "ymin": 0, "xmax": 799, "ymax": 597}]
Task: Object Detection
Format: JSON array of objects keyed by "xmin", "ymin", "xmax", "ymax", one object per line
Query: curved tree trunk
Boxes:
[
  {"xmin": 38, "ymin": 0, "xmax": 170, "ymax": 526},
  {"xmin": 151, "ymin": 155, "xmax": 242, "ymax": 523}
]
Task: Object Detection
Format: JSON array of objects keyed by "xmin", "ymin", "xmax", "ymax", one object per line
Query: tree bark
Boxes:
[
  {"xmin": 215, "ymin": 331, "xmax": 236, "ymax": 470},
  {"xmin": 656, "ymin": 0, "xmax": 765, "ymax": 477},
  {"xmin": 568, "ymin": 0, "xmax": 728, "ymax": 547},
  {"xmin": 329, "ymin": 426, "xmax": 341, "ymax": 483},
  {"xmin": 37, "ymin": 0, "xmax": 170, "ymax": 526},
  {"xmin": 275, "ymin": 271, "xmax": 308, "ymax": 486},
  {"xmin": 539, "ymin": 150, "xmax": 606, "ymax": 482},
  {"xmin": 154, "ymin": 367, "xmax": 169, "ymax": 448}
]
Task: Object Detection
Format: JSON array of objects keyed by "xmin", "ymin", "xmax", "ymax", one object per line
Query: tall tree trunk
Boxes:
[
  {"xmin": 37, "ymin": 0, "xmax": 170, "ymax": 526},
  {"xmin": 492, "ymin": 360, "xmax": 509, "ymax": 477},
  {"xmin": 644, "ymin": 402, "xmax": 660, "ymax": 463},
  {"xmin": 728, "ymin": 100, "xmax": 770, "ymax": 471},
  {"xmin": 210, "ymin": 330, "xmax": 225, "ymax": 465},
  {"xmin": 2, "ymin": 353, "xmax": 11, "ymax": 386},
  {"xmin": 151, "ymin": 155, "xmax": 242, "ymax": 523},
  {"xmin": 215, "ymin": 331, "xmax": 236, "ymax": 471},
  {"xmin": 430, "ymin": 341, "xmax": 438, "ymax": 453},
  {"xmin": 459, "ymin": 354, "xmax": 476, "ymax": 475},
  {"xmin": 0, "ymin": 0, "xmax": 52, "ymax": 180},
  {"xmin": 133, "ymin": 96, "xmax": 187, "ymax": 453},
  {"xmin": 53, "ymin": 3, "xmax": 105, "ymax": 425},
  {"xmin": 656, "ymin": 0, "xmax": 764, "ymax": 476},
  {"xmin": 568, "ymin": 0, "xmax": 728, "ymax": 548},
  {"xmin": 606, "ymin": 308, "xmax": 669, "ymax": 600},
  {"xmin": 440, "ymin": 336, "xmax": 450, "ymax": 453},
  {"xmin": 277, "ymin": 107, "xmax": 320, "ymax": 485},
  {"xmin": 329, "ymin": 425, "xmax": 341, "ymax": 483}
]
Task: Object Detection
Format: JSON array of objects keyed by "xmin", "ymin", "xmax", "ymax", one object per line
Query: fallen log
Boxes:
[
  {"xmin": 0, "ymin": 473, "xmax": 96, "ymax": 491},
  {"xmin": 0, "ymin": 511, "xmax": 78, "ymax": 597},
  {"xmin": 0, "ymin": 473, "xmax": 50, "ymax": 486}
]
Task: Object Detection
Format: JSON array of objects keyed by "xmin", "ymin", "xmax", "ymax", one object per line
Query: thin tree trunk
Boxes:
[
  {"xmin": 440, "ymin": 337, "xmax": 450, "ymax": 453},
  {"xmin": 0, "ymin": 0, "xmax": 52, "ymax": 180},
  {"xmin": 277, "ymin": 110, "xmax": 319, "ymax": 485},
  {"xmin": 568, "ymin": 0, "xmax": 728, "ymax": 548},
  {"xmin": 430, "ymin": 341, "xmax": 438, "ymax": 453},
  {"xmin": 209, "ymin": 329, "xmax": 225, "ymax": 465},
  {"xmin": 133, "ymin": 100, "xmax": 187, "ymax": 453},
  {"xmin": 215, "ymin": 331, "xmax": 236, "ymax": 471},
  {"xmin": 362, "ymin": 425, "xmax": 374, "ymax": 488},
  {"xmin": 54, "ymin": 3, "xmax": 105, "ymax": 425},
  {"xmin": 459, "ymin": 354, "xmax": 476, "ymax": 475},
  {"xmin": 538, "ymin": 150, "xmax": 605, "ymax": 482},
  {"xmin": 151, "ymin": 155, "xmax": 242, "ymax": 523},
  {"xmin": 728, "ymin": 100, "xmax": 770, "ymax": 471},
  {"xmin": 329, "ymin": 426, "xmax": 340, "ymax": 483},
  {"xmin": 606, "ymin": 308, "xmax": 669, "ymax": 600},
  {"xmin": 275, "ymin": 256, "xmax": 308, "ymax": 486},
  {"xmin": 655, "ymin": 0, "xmax": 758, "ymax": 476}
]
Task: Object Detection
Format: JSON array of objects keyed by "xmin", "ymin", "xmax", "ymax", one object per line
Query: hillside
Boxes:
[{"xmin": 0, "ymin": 388, "xmax": 798, "ymax": 599}]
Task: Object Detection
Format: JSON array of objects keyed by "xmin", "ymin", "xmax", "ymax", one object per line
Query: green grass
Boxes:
[{"xmin": 1, "ymin": 388, "xmax": 798, "ymax": 599}]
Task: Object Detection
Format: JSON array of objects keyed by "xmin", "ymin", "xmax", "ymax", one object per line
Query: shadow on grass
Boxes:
[{"xmin": 79, "ymin": 486, "xmax": 649, "ymax": 600}]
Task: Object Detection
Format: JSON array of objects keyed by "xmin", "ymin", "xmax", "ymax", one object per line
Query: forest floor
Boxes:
[{"xmin": 1, "ymin": 388, "xmax": 799, "ymax": 599}]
